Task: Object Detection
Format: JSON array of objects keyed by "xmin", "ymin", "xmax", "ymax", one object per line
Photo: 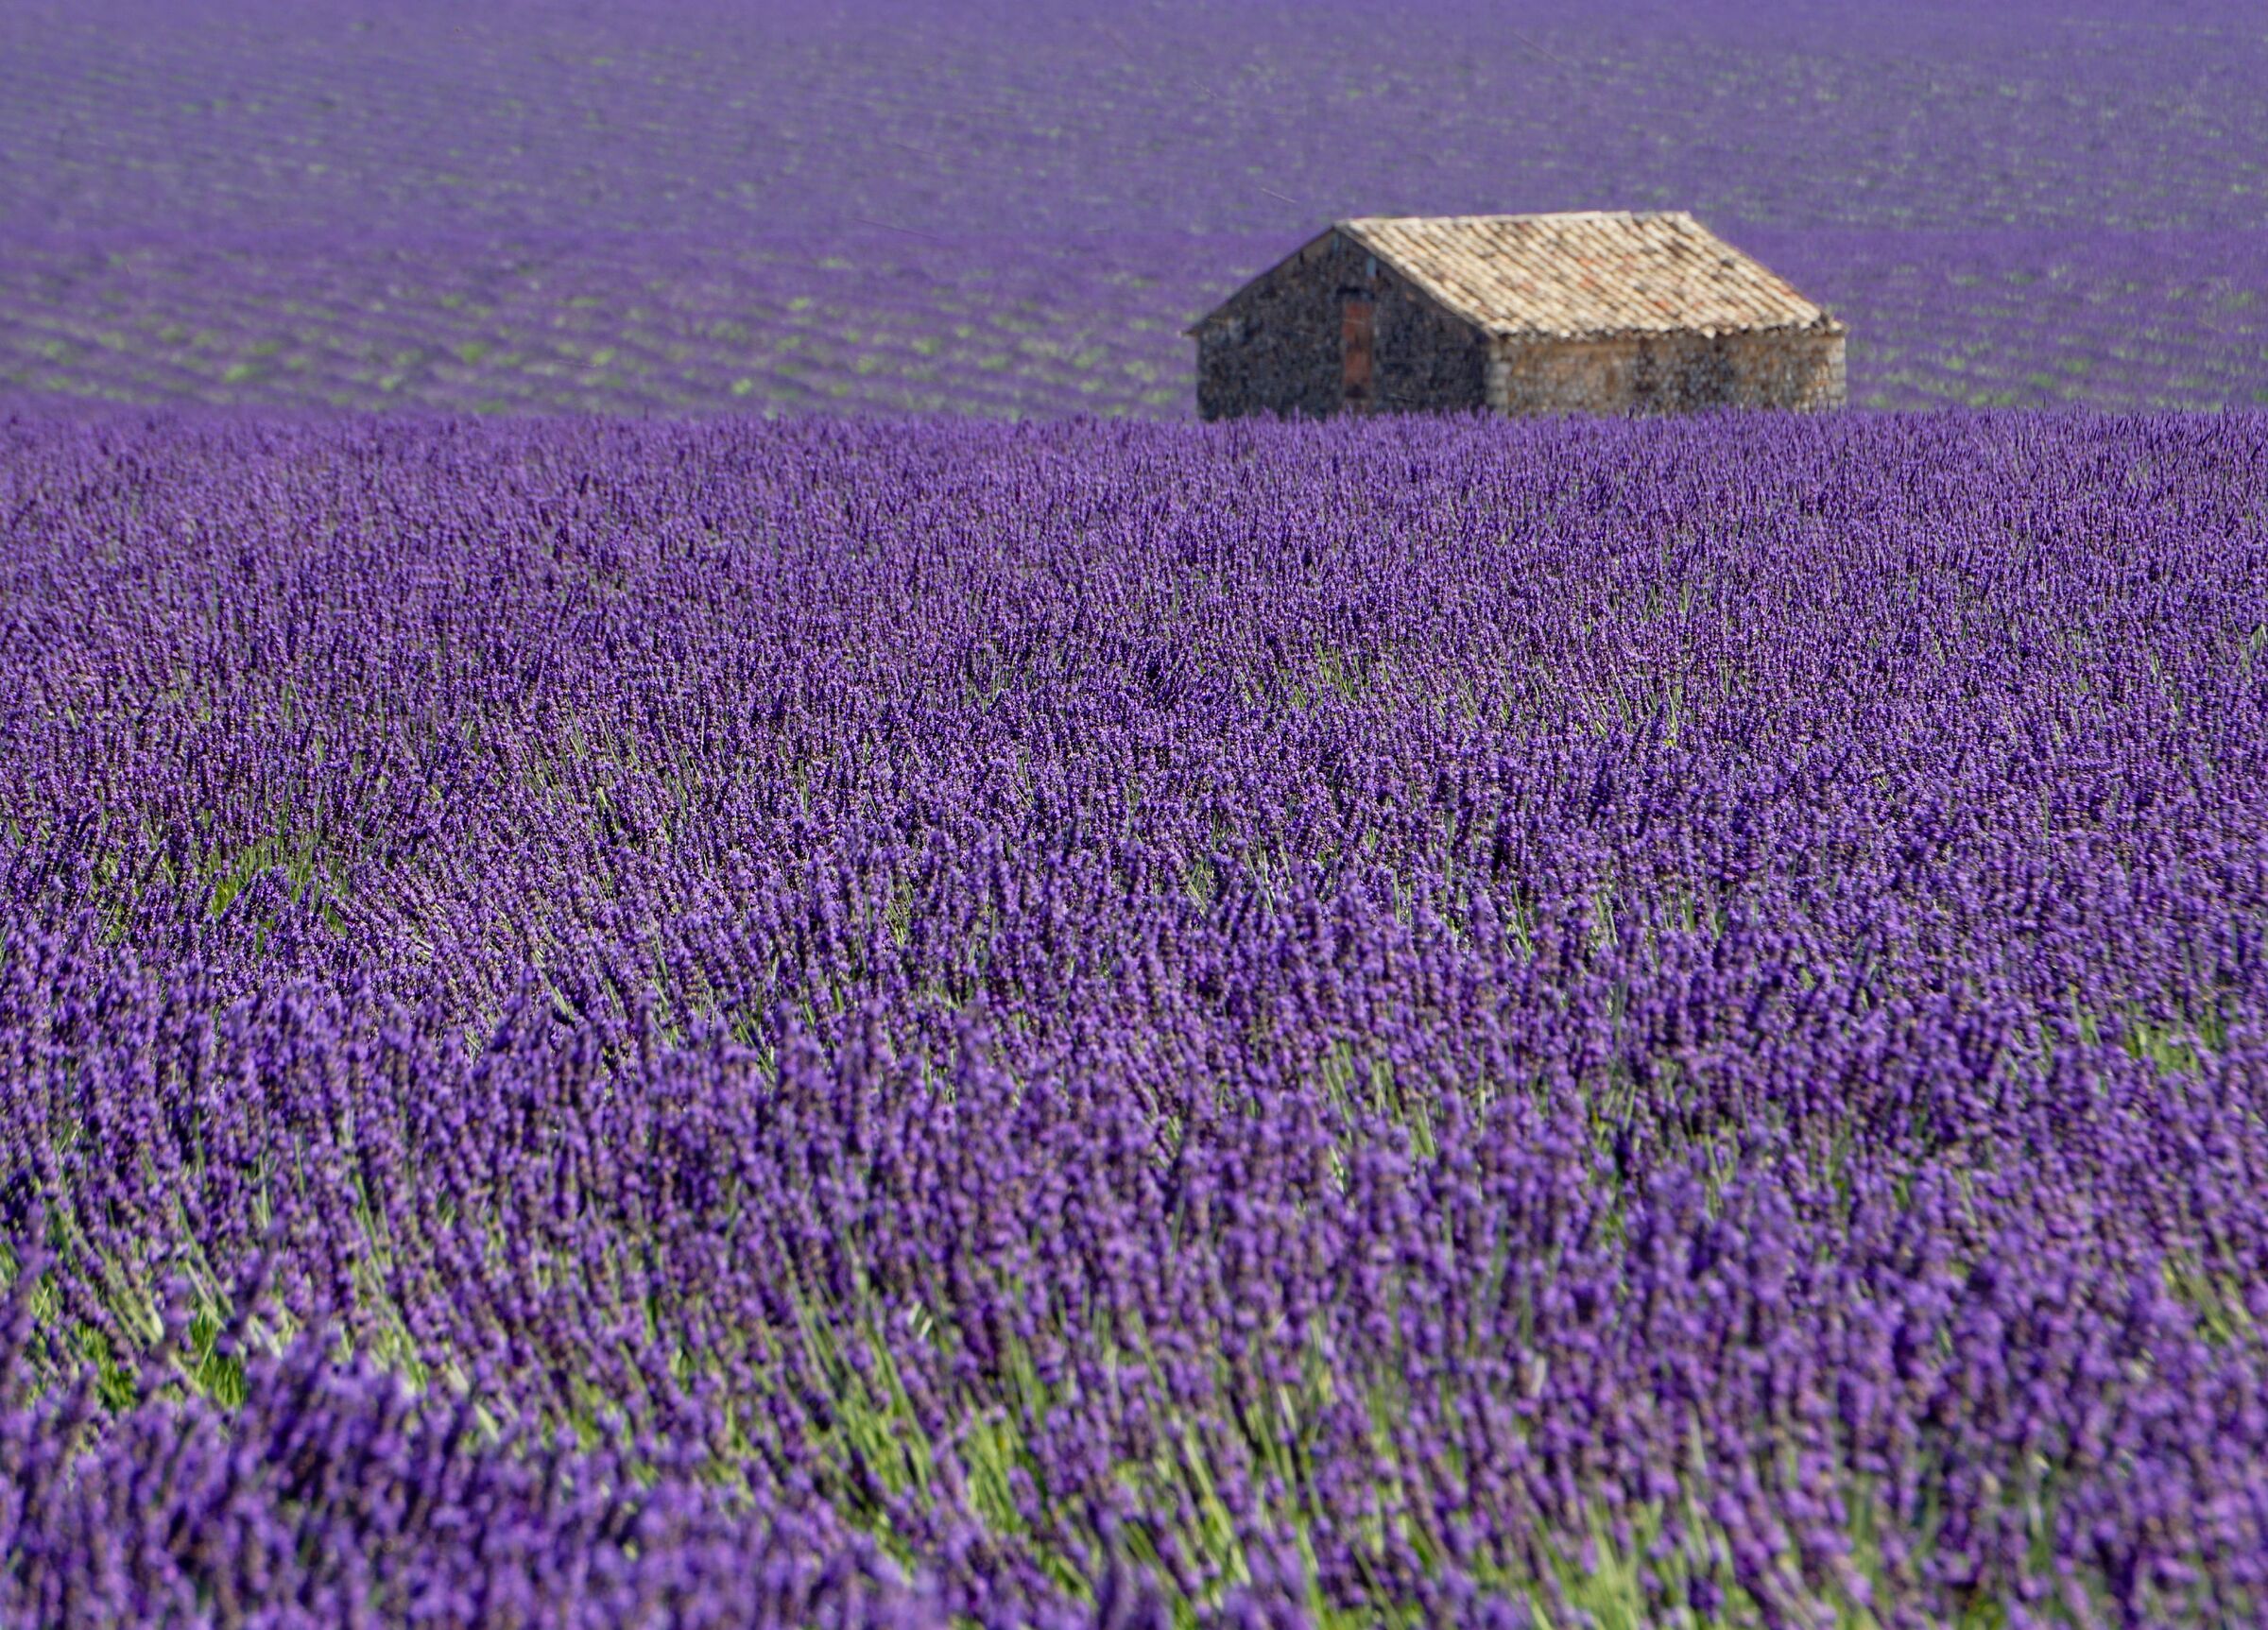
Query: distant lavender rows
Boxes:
[
  {"xmin": 9, "ymin": 0, "xmax": 2263, "ymax": 240},
  {"xmin": 4, "ymin": 0, "xmax": 2266, "ymax": 417},
  {"xmin": 5, "ymin": 227, "xmax": 2265, "ymax": 418},
  {"xmin": 5, "ymin": 410, "xmax": 2268, "ymax": 1623}
]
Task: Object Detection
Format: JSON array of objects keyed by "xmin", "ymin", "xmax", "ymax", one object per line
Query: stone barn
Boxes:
[{"xmin": 1187, "ymin": 211, "xmax": 1846, "ymax": 420}]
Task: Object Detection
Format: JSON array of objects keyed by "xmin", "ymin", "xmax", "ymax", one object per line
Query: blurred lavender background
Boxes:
[{"xmin": 4, "ymin": 0, "xmax": 2264, "ymax": 417}]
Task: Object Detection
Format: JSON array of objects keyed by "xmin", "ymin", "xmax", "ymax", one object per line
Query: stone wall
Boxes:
[
  {"xmin": 1486, "ymin": 329, "xmax": 1846, "ymax": 416},
  {"xmin": 1194, "ymin": 233, "xmax": 1845, "ymax": 419},
  {"xmin": 1194, "ymin": 232, "xmax": 1488, "ymax": 420}
]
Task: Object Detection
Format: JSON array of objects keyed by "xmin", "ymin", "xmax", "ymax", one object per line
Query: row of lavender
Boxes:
[
  {"xmin": 7, "ymin": 0, "xmax": 2268, "ymax": 418},
  {"xmin": 7, "ymin": 228, "xmax": 2265, "ymax": 420},
  {"xmin": 5, "ymin": 408, "xmax": 2267, "ymax": 1623},
  {"xmin": 11, "ymin": 0, "xmax": 2259, "ymax": 241}
]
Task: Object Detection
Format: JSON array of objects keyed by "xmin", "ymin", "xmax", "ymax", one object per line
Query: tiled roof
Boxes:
[{"xmin": 1208, "ymin": 212, "xmax": 1841, "ymax": 339}]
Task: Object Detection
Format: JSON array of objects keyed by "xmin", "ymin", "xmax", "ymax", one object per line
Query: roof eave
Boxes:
[
  {"xmin": 1332, "ymin": 219, "xmax": 1503, "ymax": 332},
  {"xmin": 1485, "ymin": 315, "xmax": 1847, "ymax": 342}
]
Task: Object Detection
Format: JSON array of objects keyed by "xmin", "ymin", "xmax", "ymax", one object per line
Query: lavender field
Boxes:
[
  {"xmin": 8, "ymin": 1, "xmax": 2268, "ymax": 1625},
  {"xmin": 5, "ymin": 407, "xmax": 2268, "ymax": 1624},
  {"xmin": 4, "ymin": 0, "xmax": 2268, "ymax": 417}
]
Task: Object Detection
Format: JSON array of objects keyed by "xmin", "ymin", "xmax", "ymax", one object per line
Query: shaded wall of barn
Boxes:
[
  {"xmin": 1194, "ymin": 232, "xmax": 1488, "ymax": 420},
  {"xmin": 1486, "ymin": 330, "xmax": 1847, "ymax": 415}
]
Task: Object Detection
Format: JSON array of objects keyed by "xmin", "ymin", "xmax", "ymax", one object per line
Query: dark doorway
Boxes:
[{"xmin": 1341, "ymin": 300, "xmax": 1374, "ymax": 412}]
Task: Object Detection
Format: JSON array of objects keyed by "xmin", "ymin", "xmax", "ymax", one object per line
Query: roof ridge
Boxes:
[{"xmin": 1339, "ymin": 209, "xmax": 1694, "ymax": 226}]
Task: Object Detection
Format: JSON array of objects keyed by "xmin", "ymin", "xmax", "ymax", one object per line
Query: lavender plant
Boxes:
[{"xmin": 4, "ymin": 406, "xmax": 2266, "ymax": 1623}]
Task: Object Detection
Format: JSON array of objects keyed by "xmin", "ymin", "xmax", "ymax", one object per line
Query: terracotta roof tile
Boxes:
[{"xmin": 1329, "ymin": 211, "xmax": 1839, "ymax": 338}]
